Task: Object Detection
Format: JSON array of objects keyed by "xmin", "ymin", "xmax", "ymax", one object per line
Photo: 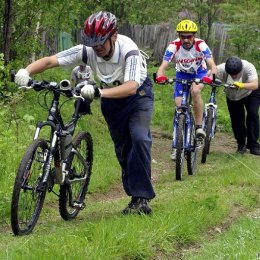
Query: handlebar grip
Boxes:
[
  {"xmin": 153, "ymin": 73, "xmax": 157, "ymax": 82},
  {"xmin": 10, "ymin": 70, "xmax": 16, "ymax": 82},
  {"xmin": 28, "ymin": 79, "xmax": 34, "ymax": 86}
]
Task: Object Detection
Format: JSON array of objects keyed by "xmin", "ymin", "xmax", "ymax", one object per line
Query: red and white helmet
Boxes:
[{"xmin": 81, "ymin": 11, "xmax": 117, "ymax": 47}]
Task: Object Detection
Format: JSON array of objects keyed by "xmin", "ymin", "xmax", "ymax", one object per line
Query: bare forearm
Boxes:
[
  {"xmin": 100, "ymin": 81, "xmax": 138, "ymax": 98},
  {"xmin": 26, "ymin": 55, "xmax": 59, "ymax": 75},
  {"xmin": 206, "ymin": 58, "xmax": 217, "ymax": 76},
  {"xmin": 157, "ymin": 61, "xmax": 169, "ymax": 76},
  {"xmin": 243, "ymin": 79, "xmax": 258, "ymax": 90}
]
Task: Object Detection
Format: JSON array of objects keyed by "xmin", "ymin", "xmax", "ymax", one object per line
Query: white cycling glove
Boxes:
[
  {"xmin": 15, "ymin": 69, "xmax": 30, "ymax": 86},
  {"xmin": 80, "ymin": 84, "xmax": 95, "ymax": 100}
]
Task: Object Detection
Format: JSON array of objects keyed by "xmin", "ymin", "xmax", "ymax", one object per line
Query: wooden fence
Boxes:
[{"xmin": 118, "ymin": 22, "xmax": 230, "ymax": 65}]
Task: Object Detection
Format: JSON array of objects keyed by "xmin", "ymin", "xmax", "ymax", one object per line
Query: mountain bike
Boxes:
[
  {"xmin": 201, "ymin": 76, "xmax": 233, "ymax": 163},
  {"xmin": 11, "ymin": 78, "xmax": 94, "ymax": 235},
  {"xmin": 171, "ymin": 78, "xmax": 204, "ymax": 180},
  {"xmin": 155, "ymin": 74, "xmax": 203, "ymax": 180}
]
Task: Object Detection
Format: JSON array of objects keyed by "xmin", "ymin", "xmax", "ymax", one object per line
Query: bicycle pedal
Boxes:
[{"xmin": 72, "ymin": 202, "xmax": 85, "ymax": 210}]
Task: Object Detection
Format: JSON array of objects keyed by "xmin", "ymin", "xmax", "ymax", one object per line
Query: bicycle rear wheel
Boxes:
[
  {"xmin": 187, "ymin": 114, "xmax": 198, "ymax": 175},
  {"xmin": 59, "ymin": 131, "xmax": 93, "ymax": 220},
  {"xmin": 201, "ymin": 108, "xmax": 214, "ymax": 163},
  {"xmin": 11, "ymin": 139, "xmax": 49, "ymax": 235},
  {"xmin": 175, "ymin": 114, "xmax": 185, "ymax": 181}
]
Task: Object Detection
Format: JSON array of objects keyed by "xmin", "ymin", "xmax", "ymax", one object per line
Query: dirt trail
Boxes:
[{"xmin": 89, "ymin": 129, "xmax": 237, "ymax": 202}]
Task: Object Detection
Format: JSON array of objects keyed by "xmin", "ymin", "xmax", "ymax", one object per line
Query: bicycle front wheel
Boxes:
[
  {"xmin": 175, "ymin": 114, "xmax": 185, "ymax": 181},
  {"xmin": 11, "ymin": 139, "xmax": 49, "ymax": 235},
  {"xmin": 201, "ymin": 108, "xmax": 214, "ymax": 163},
  {"xmin": 187, "ymin": 114, "xmax": 198, "ymax": 175},
  {"xmin": 59, "ymin": 131, "xmax": 93, "ymax": 220}
]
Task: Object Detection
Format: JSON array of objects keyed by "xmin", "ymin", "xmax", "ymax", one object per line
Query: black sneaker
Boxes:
[
  {"xmin": 122, "ymin": 197, "xmax": 152, "ymax": 215},
  {"xmin": 236, "ymin": 145, "xmax": 247, "ymax": 154},
  {"xmin": 250, "ymin": 147, "xmax": 260, "ymax": 156}
]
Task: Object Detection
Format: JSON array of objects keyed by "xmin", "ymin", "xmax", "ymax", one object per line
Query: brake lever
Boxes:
[
  {"xmin": 194, "ymin": 78, "xmax": 201, "ymax": 85},
  {"xmin": 18, "ymin": 86, "xmax": 33, "ymax": 90},
  {"xmin": 72, "ymin": 92, "xmax": 84, "ymax": 100}
]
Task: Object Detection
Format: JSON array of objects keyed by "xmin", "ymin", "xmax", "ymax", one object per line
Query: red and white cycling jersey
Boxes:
[{"xmin": 163, "ymin": 38, "xmax": 213, "ymax": 74}]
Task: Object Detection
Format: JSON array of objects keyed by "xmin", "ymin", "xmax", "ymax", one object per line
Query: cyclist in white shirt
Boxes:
[
  {"xmin": 155, "ymin": 19, "xmax": 218, "ymax": 160},
  {"xmin": 15, "ymin": 11, "xmax": 155, "ymax": 215},
  {"xmin": 71, "ymin": 65, "xmax": 94, "ymax": 87},
  {"xmin": 216, "ymin": 56, "xmax": 260, "ymax": 155}
]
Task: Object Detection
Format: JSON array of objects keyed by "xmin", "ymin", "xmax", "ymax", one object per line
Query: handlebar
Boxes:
[
  {"xmin": 10, "ymin": 70, "xmax": 97, "ymax": 100},
  {"xmin": 18, "ymin": 79, "xmax": 79, "ymax": 98},
  {"xmin": 18, "ymin": 79, "xmax": 98, "ymax": 101},
  {"xmin": 200, "ymin": 77, "xmax": 234, "ymax": 89},
  {"xmin": 153, "ymin": 72, "xmax": 234, "ymax": 89}
]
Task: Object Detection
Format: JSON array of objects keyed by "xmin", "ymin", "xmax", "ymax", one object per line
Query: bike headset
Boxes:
[
  {"xmin": 81, "ymin": 11, "xmax": 118, "ymax": 60},
  {"xmin": 225, "ymin": 56, "xmax": 243, "ymax": 75}
]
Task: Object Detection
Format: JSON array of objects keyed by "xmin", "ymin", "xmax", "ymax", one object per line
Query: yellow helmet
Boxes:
[{"xmin": 176, "ymin": 20, "xmax": 198, "ymax": 33}]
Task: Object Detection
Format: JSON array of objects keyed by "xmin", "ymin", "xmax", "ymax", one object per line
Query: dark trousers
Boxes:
[
  {"xmin": 226, "ymin": 88, "xmax": 260, "ymax": 149},
  {"xmin": 101, "ymin": 78, "xmax": 155, "ymax": 199}
]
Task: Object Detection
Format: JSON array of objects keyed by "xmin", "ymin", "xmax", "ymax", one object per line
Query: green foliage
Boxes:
[
  {"xmin": 0, "ymin": 53, "xmax": 20, "ymax": 103},
  {"xmin": 1, "ymin": 0, "xmax": 259, "ymax": 70},
  {"xmin": 218, "ymin": 0, "xmax": 260, "ymax": 69}
]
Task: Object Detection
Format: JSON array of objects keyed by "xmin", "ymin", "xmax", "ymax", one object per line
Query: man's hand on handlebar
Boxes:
[
  {"xmin": 15, "ymin": 69, "xmax": 31, "ymax": 87},
  {"xmin": 76, "ymin": 82, "xmax": 102, "ymax": 101},
  {"xmin": 155, "ymin": 75, "xmax": 169, "ymax": 84}
]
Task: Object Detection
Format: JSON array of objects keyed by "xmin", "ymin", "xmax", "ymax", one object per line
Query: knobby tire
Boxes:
[
  {"xmin": 186, "ymin": 114, "xmax": 198, "ymax": 175},
  {"xmin": 175, "ymin": 114, "xmax": 185, "ymax": 181},
  {"xmin": 201, "ymin": 109, "xmax": 214, "ymax": 163},
  {"xmin": 11, "ymin": 139, "xmax": 49, "ymax": 235}
]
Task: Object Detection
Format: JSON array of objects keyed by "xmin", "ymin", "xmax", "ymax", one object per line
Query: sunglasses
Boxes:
[{"xmin": 179, "ymin": 34, "xmax": 194, "ymax": 40}]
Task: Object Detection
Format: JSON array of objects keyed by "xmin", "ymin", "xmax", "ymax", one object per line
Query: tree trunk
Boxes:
[{"xmin": 3, "ymin": 0, "xmax": 13, "ymax": 64}]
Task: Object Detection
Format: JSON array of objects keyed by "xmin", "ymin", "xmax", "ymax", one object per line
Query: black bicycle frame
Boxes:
[{"xmin": 33, "ymin": 90, "xmax": 83, "ymax": 187}]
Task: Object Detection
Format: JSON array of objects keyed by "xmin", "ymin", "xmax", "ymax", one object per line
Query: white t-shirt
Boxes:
[
  {"xmin": 217, "ymin": 60, "xmax": 258, "ymax": 101},
  {"xmin": 163, "ymin": 38, "xmax": 213, "ymax": 74},
  {"xmin": 56, "ymin": 34, "xmax": 148, "ymax": 88}
]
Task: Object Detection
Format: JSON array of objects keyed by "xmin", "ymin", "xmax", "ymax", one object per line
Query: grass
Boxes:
[
  {"xmin": 0, "ymin": 152, "xmax": 259, "ymax": 259},
  {"xmin": 184, "ymin": 217, "xmax": 260, "ymax": 259},
  {"xmin": 0, "ymin": 67, "xmax": 259, "ymax": 259}
]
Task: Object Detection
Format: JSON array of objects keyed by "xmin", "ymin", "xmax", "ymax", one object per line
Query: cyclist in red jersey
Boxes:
[{"xmin": 156, "ymin": 19, "xmax": 218, "ymax": 159}]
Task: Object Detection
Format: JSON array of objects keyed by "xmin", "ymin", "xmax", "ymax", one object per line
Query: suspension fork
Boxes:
[{"xmin": 40, "ymin": 132, "xmax": 58, "ymax": 186}]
